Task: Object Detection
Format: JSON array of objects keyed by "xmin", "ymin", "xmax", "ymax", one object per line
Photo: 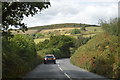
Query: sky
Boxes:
[{"xmin": 22, "ymin": 0, "xmax": 119, "ymax": 27}]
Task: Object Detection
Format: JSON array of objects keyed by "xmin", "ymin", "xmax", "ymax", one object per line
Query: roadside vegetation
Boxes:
[
  {"xmin": 3, "ymin": 22, "xmax": 101, "ymax": 78},
  {"xmin": 34, "ymin": 25, "xmax": 98, "ymax": 59},
  {"xmin": 70, "ymin": 18, "xmax": 120, "ymax": 78},
  {"xmin": 2, "ymin": 22, "xmax": 104, "ymax": 79},
  {"xmin": 2, "ymin": 1, "xmax": 119, "ymax": 79},
  {"xmin": 36, "ymin": 35, "xmax": 75, "ymax": 58},
  {"xmin": 2, "ymin": 34, "xmax": 42, "ymax": 78},
  {"xmin": 2, "ymin": 1, "xmax": 51, "ymax": 79}
]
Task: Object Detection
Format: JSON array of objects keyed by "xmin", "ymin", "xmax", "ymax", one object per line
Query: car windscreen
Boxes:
[{"xmin": 45, "ymin": 56, "xmax": 54, "ymax": 58}]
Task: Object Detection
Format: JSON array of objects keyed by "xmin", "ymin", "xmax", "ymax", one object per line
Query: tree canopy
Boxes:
[{"xmin": 2, "ymin": 2, "xmax": 50, "ymax": 32}]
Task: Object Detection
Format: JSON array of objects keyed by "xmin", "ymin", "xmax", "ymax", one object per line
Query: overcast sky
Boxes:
[{"xmin": 22, "ymin": 0, "xmax": 119, "ymax": 27}]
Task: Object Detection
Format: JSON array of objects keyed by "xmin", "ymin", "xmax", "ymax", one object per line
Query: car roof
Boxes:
[{"xmin": 45, "ymin": 54, "xmax": 54, "ymax": 56}]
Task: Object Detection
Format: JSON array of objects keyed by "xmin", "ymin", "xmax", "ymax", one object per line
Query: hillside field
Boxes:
[{"xmin": 11, "ymin": 23, "xmax": 102, "ymax": 43}]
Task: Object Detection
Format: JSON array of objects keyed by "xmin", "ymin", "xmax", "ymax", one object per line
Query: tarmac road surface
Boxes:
[{"xmin": 23, "ymin": 58, "xmax": 108, "ymax": 80}]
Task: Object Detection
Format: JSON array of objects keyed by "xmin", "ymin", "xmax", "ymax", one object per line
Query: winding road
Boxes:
[{"xmin": 23, "ymin": 58, "xmax": 108, "ymax": 80}]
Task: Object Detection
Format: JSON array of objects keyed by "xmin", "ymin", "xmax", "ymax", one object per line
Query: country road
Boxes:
[{"xmin": 23, "ymin": 58, "xmax": 108, "ymax": 80}]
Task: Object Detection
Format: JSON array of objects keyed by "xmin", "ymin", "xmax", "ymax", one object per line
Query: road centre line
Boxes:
[
  {"xmin": 59, "ymin": 67, "xmax": 63, "ymax": 71},
  {"xmin": 58, "ymin": 65, "xmax": 63, "ymax": 71},
  {"xmin": 64, "ymin": 73, "xmax": 72, "ymax": 80},
  {"xmin": 57, "ymin": 64, "xmax": 72, "ymax": 80}
]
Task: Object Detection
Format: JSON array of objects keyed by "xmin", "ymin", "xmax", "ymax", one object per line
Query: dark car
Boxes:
[{"xmin": 44, "ymin": 54, "xmax": 56, "ymax": 64}]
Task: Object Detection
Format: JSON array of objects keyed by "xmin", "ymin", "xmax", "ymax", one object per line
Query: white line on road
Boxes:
[
  {"xmin": 59, "ymin": 67, "xmax": 63, "ymax": 71},
  {"xmin": 64, "ymin": 73, "xmax": 72, "ymax": 80},
  {"xmin": 57, "ymin": 64, "xmax": 72, "ymax": 80},
  {"xmin": 58, "ymin": 65, "xmax": 63, "ymax": 71}
]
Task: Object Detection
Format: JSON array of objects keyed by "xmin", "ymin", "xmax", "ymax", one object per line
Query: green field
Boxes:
[
  {"xmin": 11, "ymin": 23, "xmax": 103, "ymax": 44},
  {"xmin": 33, "ymin": 26, "xmax": 103, "ymax": 44}
]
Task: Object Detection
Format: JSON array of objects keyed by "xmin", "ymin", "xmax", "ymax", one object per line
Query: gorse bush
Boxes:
[{"xmin": 2, "ymin": 34, "xmax": 41, "ymax": 78}]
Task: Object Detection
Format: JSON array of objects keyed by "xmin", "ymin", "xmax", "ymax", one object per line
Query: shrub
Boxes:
[
  {"xmin": 36, "ymin": 39, "xmax": 49, "ymax": 50},
  {"xmin": 71, "ymin": 29, "xmax": 81, "ymax": 34},
  {"xmin": 36, "ymin": 35, "xmax": 75, "ymax": 58},
  {"xmin": 2, "ymin": 34, "xmax": 41, "ymax": 78},
  {"xmin": 37, "ymin": 48, "xmax": 61, "ymax": 58}
]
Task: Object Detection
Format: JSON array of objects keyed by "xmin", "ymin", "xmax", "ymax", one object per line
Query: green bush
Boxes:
[
  {"xmin": 37, "ymin": 48, "xmax": 61, "ymax": 58},
  {"xmin": 36, "ymin": 35, "xmax": 75, "ymax": 58},
  {"xmin": 71, "ymin": 29, "xmax": 81, "ymax": 34},
  {"xmin": 2, "ymin": 34, "xmax": 41, "ymax": 78},
  {"xmin": 36, "ymin": 39, "xmax": 49, "ymax": 50}
]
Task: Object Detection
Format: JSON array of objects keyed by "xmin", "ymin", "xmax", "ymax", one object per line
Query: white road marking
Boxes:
[
  {"xmin": 59, "ymin": 67, "xmax": 63, "ymax": 71},
  {"xmin": 58, "ymin": 64, "xmax": 63, "ymax": 71},
  {"xmin": 57, "ymin": 64, "xmax": 72, "ymax": 80},
  {"xmin": 64, "ymin": 73, "xmax": 72, "ymax": 80}
]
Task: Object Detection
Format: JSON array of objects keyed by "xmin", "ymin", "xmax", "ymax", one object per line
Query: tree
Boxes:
[
  {"xmin": 71, "ymin": 29, "xmax": 81, "ymax": 34},
  {"xmin": 99, "ymin": 18, "xmax": 119, "ymax": 36},
  {"xmin": 36, "ymin": 35, "xmax": 75, "ymax": 58},
  {"xmin": 2, "ymin": 34, "xmax": 40, "ymax": 78},
  {"xmin": 2, "ymin": 2, "xmax": 50, "ymax": 32}
]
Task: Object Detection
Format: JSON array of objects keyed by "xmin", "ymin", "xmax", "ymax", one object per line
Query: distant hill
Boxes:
[
  {"xmin": 28, "ymin": 23, "xmax": 99, "ymax": 30},
  {"xmin": 11, "ymin": 23, "xmax": 100, "ymax": 34}
]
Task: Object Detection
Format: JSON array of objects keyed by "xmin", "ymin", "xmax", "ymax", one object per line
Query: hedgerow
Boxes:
[{"xmin": 2, "ymin": 34, "xmax": 42, "ymax": 78}]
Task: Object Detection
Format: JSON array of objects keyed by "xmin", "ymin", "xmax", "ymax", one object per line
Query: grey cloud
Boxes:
[{"xmin": 22, "ymin": 0, "xmax": 118, "ymax": 27}]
